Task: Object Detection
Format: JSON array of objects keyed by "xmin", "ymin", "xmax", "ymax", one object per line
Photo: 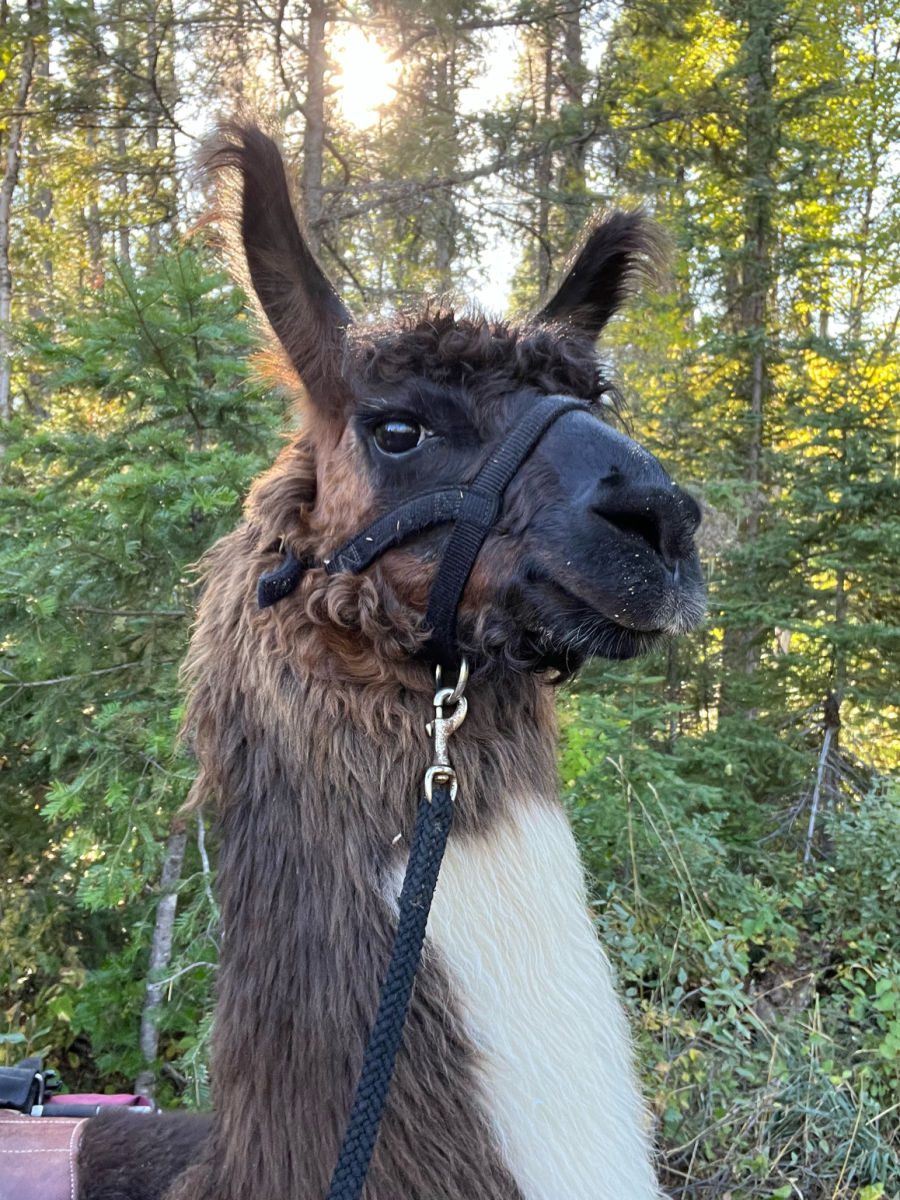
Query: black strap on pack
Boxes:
[
  {"xmin": 258, "ymin": 394, "xmax": 588, "ymax": 666},
  {"xmin": 0, "ymin": 1065, "xmax": 45, "ymax": 1113}
]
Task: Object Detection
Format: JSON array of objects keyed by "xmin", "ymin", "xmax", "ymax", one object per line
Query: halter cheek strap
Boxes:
[{"xmin": 257, "ymin": 394, "xmax": 589, "ymax": 667}]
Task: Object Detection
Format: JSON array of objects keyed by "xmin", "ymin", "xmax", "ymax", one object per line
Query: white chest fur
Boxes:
[{"xmin": 397, "ymin": 799, "xmax": 660, "ymax": 1200}]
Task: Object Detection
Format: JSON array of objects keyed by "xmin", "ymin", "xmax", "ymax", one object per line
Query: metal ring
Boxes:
[{"xmin": 434, "ymin": 656, "xmax": 469, "ymax": 705}]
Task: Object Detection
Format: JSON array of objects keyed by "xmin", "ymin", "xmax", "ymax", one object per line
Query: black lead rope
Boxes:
[
  {"xmin": 326, "ymin": 680, "xmax": 466, "ymax": 1200},
  {"xmin": 326, "ymin": 780, "xmax": 454, "ymax": 1200}
]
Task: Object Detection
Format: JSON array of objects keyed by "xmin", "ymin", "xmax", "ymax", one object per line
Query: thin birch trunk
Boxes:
[
  {"xmin": 0, "ymin": 0, "xmax": 41, "ymax": 419},
  {"xmin": 135, "ymin": 824, "xmax": 188, "ymax": 1098},
  {"xmin": 803, "ymin": 725, "xmax": 833, "ymax": 864}
]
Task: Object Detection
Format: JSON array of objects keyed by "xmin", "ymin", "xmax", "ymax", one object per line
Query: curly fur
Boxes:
[{"xmin": 352, "ymin": 309, "xmax": 613, "ymax": 408}]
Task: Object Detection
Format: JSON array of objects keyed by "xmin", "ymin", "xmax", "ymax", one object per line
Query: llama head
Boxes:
[{"xmin": 207, "ymin": 124, "xmax": 705, "ymax": 678}]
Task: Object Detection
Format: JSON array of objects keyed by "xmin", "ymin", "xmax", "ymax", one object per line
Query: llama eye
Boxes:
[{"xmin": 373, "ymin": 419, "xmax": 426, "ymax": 455}]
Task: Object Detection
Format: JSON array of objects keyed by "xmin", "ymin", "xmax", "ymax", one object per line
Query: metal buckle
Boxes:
[{"xmin": 424, "ymin": 657, "xmax": 468, "ymax": 801}]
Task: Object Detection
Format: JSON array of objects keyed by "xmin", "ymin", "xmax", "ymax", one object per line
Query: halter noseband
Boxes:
[{"xmin": 257, "ymin": 393, "xmax": 589, "ymax": 667}]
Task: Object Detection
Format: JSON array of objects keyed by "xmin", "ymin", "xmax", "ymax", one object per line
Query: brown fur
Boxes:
[
  {"xmin": 201, "ymin": 123, "xmax": 352, "ymax": 413},
  {"xmin": 78, "ymin": 1113, "xmax": 212, "ymax": 1200}
]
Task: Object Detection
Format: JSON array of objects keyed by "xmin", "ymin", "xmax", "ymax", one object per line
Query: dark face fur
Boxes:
[{"xmin": 208, "ymin": 125, "xmax": 705, "ymax": 676}]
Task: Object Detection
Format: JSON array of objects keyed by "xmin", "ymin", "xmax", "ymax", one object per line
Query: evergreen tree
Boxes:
[{"xmin": 0, "ymin": 244, "xmax": 282, "ymax": 1093}]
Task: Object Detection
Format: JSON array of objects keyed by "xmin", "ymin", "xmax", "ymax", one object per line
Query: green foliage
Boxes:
[
  {"xmin": 561, "ymin": 673, "xmax": 899, "ymax": 1197},
  {"xmin": 0, "ymin": 244, "xmax": 281, "ymax": 1090}
]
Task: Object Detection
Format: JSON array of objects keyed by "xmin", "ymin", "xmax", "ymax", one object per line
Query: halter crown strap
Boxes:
[{"xmin": 257, "ymin": 394, "xmax": 589, "ymax": 664}]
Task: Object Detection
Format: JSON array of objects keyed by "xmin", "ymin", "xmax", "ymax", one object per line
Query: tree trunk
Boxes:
[
  {"xmin": 115, "ymin": 0, "xmax": 132, "ymax": 266},
  {"xmin": 116, "ymin": 122, "xmax": 132, "ymax": 266},
  {"xmin": 557, "ymin": 0, "xmax": 588, "ymax": 243},
  {"xmin": 803, "ymin": 716, "xmax": 834, "ymax": 864},
  {"xmin": 0, "ymin": 0, "xmax": 41, "ymax": 419},
  {"xmin": 535, "ymin": 37, "xmax": 554, "ymax": 294},
  {"xmin": 85, "ymin": 125, "xmax": 106, "ymax": 288},
  {"xmin": 301, "ymin": 0, "xmax": 327, "ymax": 254},
  {"xmin": 146, "ymin": 0, "xmax": 161, "ymax": 259},
  {"xmin": 719, "ymin": 0, "xmax": 777, "ymax": 713},
  {"xmin": 740, "ymin": 1, "xmax": 775, "ymax": 526},
  {"xmin": 433, "ymin": 44, "xmax": 459, "ymax": 293},
  {"xmin": 83, "ymin": 0, "xmax": 105, "ymax": 287},
  {"xmin": 29, "ymin": 21, "xmax": 51, "ymax": 303},
  {"xmin": 25, "ymin": 8, "xmax": 50, "ymax": 420},
  {"xmin": 134, "ymin": 824, "xmax": 188, "ymax": 1098}
]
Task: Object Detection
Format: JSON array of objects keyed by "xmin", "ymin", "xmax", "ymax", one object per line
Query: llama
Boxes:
[{"xmin": 72, "ymin": 123, "xmax": 705, "ymax": 1200}]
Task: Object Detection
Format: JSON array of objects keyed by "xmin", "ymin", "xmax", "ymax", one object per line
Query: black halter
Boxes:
[{"xmin": 257, "ymin": 393, "xmax": 589, "ymax": 668}]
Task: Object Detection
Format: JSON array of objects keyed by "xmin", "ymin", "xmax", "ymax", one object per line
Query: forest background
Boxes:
[{"xmin": 0, "ymin": 0, "xmax": 898, "ymax": 1196}]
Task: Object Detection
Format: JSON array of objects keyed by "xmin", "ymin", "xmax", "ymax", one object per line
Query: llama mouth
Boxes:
[
  {"xmin": 512, "ymin": 567, "xmax": 703, "ymax": 667},
  {"xmin": 510, "ymin": 587, "xmax": 660, "ymax": 669}
]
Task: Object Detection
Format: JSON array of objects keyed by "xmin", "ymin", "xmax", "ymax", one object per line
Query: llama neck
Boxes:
[
  {"xmin": 204, "ymin": 667, "xmax": 558, "ymax": 1199},
  {"xmin": 207, "ymin": 668, "xmax": 657, "ymax": 1200},
  {"xmin": 230, "ymin": 663, "xmax": 559, "ymax": 840}
]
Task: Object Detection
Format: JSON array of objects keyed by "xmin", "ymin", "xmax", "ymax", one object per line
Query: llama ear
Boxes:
[
  {"xmin": 535, "ymin": 212, "xmax": 663, "ymax": 339},
  {"xmin": 203, "ymin": 123, "xmax": 352, "ymax": 414}
]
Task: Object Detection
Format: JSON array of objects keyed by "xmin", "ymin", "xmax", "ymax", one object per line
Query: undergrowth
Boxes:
[{"xmin": 561, "ymin": 678, "xmax": 899, "ymax": 1200}]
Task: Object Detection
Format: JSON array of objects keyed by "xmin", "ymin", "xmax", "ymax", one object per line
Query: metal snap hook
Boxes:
[{"xmin": 424, "ymin": 678, "xmax": 468, "ymax": 802}]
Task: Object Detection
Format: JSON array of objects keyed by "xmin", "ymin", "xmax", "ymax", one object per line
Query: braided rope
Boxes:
[{"xmin": 326, "ymin": 781, "xmax": 454, "ymax": 1200}]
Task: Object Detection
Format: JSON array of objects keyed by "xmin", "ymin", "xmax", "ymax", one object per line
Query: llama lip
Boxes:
[
  {"xmin": 525, "ymin": 555, "xmax": 703, "ymax": 631},
  {"xmin": 513, "ymin": 575, "xmax": 664, "ymax": 664},
  {"xmin": 511, "ymin": 558, "xmax": 705, "ymax": 665}
]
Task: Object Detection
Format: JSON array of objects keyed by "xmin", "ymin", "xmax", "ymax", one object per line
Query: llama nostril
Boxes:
[
  {"xmin": 593, "ymin": 485, "xmax": 696, "ymax": 568},
  {"xmin": 599, "ymin": 466, "xmax": 624, "ymax": 487},
  {"xmin": 601, "ymin": 509, "xmax": 662, "ymax": 557}
]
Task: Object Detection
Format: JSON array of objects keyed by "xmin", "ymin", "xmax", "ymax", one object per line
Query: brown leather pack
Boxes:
[{"xmin": 0, "ymin": 1111, "xmax": 86, "ymax": 1200}]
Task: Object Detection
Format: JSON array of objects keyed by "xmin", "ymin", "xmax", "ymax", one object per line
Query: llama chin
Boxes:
[{"xmin": 388, "ymin": 797, "xmax": 661, "ymax": 1200}]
